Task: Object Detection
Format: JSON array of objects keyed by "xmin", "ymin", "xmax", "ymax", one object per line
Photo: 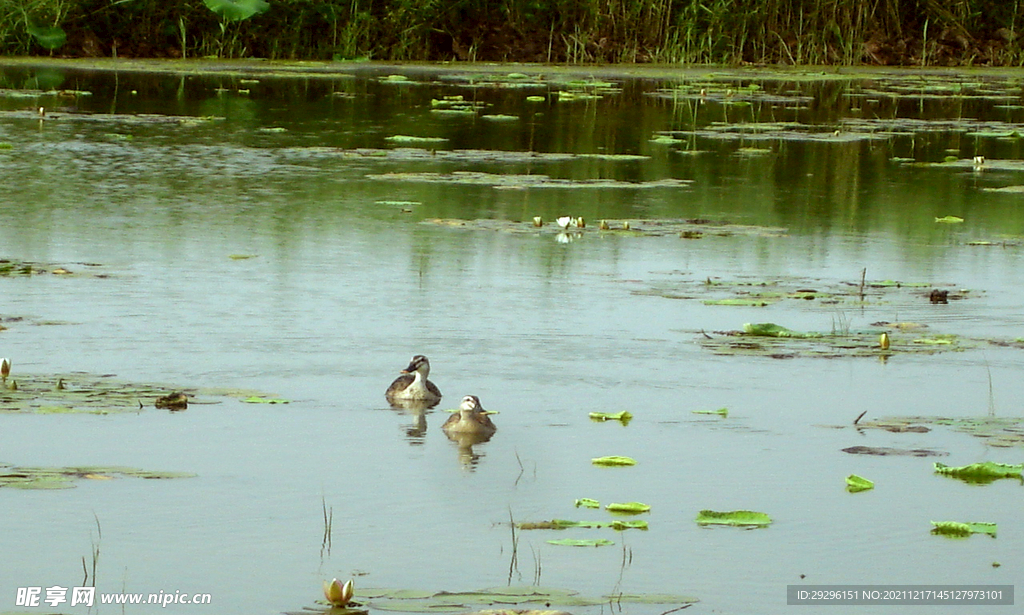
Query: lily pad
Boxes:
[
  {"xmin": 574, "ymin": 498, "xmax": 600, "ymax": 508},
  {"xmin": 605, "ymin": 501, "xmax": 651, "ymax": 514},
  {"xmin": 742, "ymin": 322, "xmax": 820, "ymax": 338},
  {"xmin": 845, "ymin": 474, "xmax": 874, "ymax": 493},
  {"xmin": 240, "ymin": 396, "xmax": 290, "ymax": 404},
  {"xmin": 696, "ymin": 509, "xmax": 772, "ymax": 527},
  {"xmin": 384, "ymin": 135, "xmax": 448, "ymax": 145},
  {"xmin": 935, "ymin": 215, "xmax": 965, "ymax": 223},
  {"xmin": 546, "ymin": 538, "xmax": 615, "ymax": 547},
  {"xmin": 518, "ymin": 519, "xmax": 647, "ymax": 530},
  {"xmin": 934, "ymin": 461, "xmax": 1023, "ymax": 484},
  {"xmin": 588, "ymin": 411, "xmax": 632, "ymax": 423},
  {"xmin": 930, "ymin": 521, "xmax": 997, "ymax": 538},
  {"xmin": 591, "ymin": 456, "xmax": 636, "ymax": 466},
  {"xmin": 693, "ymin": 407, "xmax": 728, "ymax": 417}
]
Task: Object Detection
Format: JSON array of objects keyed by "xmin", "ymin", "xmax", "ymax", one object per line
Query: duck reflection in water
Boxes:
[
  {"xmin": 442, "ymin": 395, "xmax": 497, "ymax": 469},
  {"xmin": 388, "ymin": 398, "xmax": 432, "ymax": 443}
]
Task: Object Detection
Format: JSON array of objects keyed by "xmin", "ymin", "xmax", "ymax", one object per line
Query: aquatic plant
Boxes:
[{"xmin": 323, "ymin": 578, "xmax": 355, "ymax": 607}]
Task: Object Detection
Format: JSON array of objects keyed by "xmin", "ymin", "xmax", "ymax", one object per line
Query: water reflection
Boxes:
[
  {"xmin": 387, "ymin": 398, "xmax": 436, "ymax": 443},
  {"xmin": 441, "ymin": 429, "xmax": 495, "ymax": 470}
]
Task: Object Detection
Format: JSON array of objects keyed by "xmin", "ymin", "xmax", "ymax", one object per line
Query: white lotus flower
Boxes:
[{"xmin": 556, "ymin": 216, "xmax": 573, "ymax": 229}]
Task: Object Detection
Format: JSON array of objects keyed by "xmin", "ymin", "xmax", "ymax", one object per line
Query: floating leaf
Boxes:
[
  {"xmin": 845, "ymin": 474, "xmax": 874, "ymax": 493},
  {"xmin": 696, "ymin": 510, "xmax": 772, "ymax": 527},
  {"xmin": 519, "ymin": 519, "xmax": 647, "ymax": 530},
  {"xmin": 546, "ymin": 538, "xmax": 615, "ymax": 547},
  {"xmin": 588, "ymin": 411, "xmax": 632, "ymax": 423},
  {"xmin": 240, "ymin": 396, "xmax": 289, "ymax": 404},
  {"xmin": 384, "ymin": 135, "xmax": 448, "ymax": 144},
  {"xmin": 574, "ymin": 498, "xmax": 600, "ymax": 508},
  {"xmin": 935, "ymin": 215, "xmax": 964, "ymax": 223},
  {"xmin": 930, "ymin": 521, "xmax": 997, "ymax": 538},
  {"xmin": 742, "ymin": 323, "xmax": 820, "ymax": 338},
  {"xmin": 693, "ymin": 407, "xmax": 728, "ymax": 417},
  {"xmin": 934, "ymin": 461, "xmax": 1022, "ymax": 484},
  {"xmin": 591, "ymin": 456, "xmax": 636, "ymax": 466},
  {"xmin": 704, "ymin": 298, "xmax": 777, "ymax": 306},
  {"xmin": 605, "ymin": 502, "xmax": 650, "ymax": 514}
]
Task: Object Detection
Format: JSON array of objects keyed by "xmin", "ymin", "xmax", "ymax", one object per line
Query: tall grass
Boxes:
[{"xmin": 0, "ymin": 0, "xmax": 1022, "ymax": 65}]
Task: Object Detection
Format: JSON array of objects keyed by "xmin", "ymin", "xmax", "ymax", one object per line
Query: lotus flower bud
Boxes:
[
  {"xmin": 323, "ymin": 578, "xmax": 354, "ymax": 607},
  {"xmin": 879, "ymin": 332, "xmax": 890, "ymax": 350},
  {"xmin": 0, "ymin": 358, "xmax": 9, "ymax": 378}
]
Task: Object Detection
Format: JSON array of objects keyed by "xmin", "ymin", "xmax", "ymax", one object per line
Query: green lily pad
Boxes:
[
  {"xmin": 588, "ymin": 411, "xmax": 632, "ymax": 423},
  {"xmin": 742, "ymin": 322, "xmax": 820, "ymax": 338},
  {"xmin": 930, "ymin": 521, "xmax": 997, "ymax": 538},
  {"xmin": 574, "ymin": 498, "xmax": 600, "ymax": 508},
  {"xmin": 591, "ymin": 456, "xmax": 636, "ymax": 466},
  {"xmin": 518, "ymin": 519, "xmax": 647, "ymax": 530},
  {"xmin": 934, "ymin": 461, "xmax": 1023, "ymax": 484},
  {"xmin": 546, "ymin": 538, "xmax": 615, "ymax": 547},
  {"xmin": 240, "ymin": 396, "xmax": 290, "ymax": 404},
  {"xmin": 696, "ymin": 509, "xmax": 772, "ymax": 527},
  {"xmin": 605, "ymin": 501, "xmax": 650, "ymax": 514},
  {"xmin": 845, "ymin": 474, "xmax": 874, "ymax": 493},
  {"xmin": 935, "ymin": 215, "xmax": 965, "ymax": 223}
]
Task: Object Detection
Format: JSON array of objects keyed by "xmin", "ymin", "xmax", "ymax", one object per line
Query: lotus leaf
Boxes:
[
  {"xmin": 742, "ymin": 323, "xmax": 819, "ymax": 338},
  {"xmin": 935, "ymin": 215, "xmax": 965, "ymax": 223},
  {"xmin": 574, "ymin": 498, "xmax": 600, "ymax": 508},
  {"xmin": 546, "ymin": 538, "xmax": 615, "ymax": 547},
  {"xmin": 693, "ymin": 407, "xmax": 728, "ymax": 417},
  {"xmin": 588, "ymin": 411, "xmax": 632, "ymax": 423},
  {"xmin": 930, "ymin": 521, "xmax": 997, "ymax": 538},
  {"xmin": 696, "ymin": 509, "xmax": 772, "ymax": 527},
  {"xmin": 591, "ymin": 456, "xmax": 636, "ymax": 466},
  {"xmin": 845, "ymin": 474, "xmax": 874, "ymax": 493},
  {"xmin": 934, "ymin": 461, "xmax": 1023, "ymax": 483},
  {"xmin": 605, "ymin": 502, "xmax": 650, "ymax": 514}
]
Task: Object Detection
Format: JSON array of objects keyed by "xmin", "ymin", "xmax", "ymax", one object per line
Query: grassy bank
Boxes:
[{"xmin": 1, "ymin": 0, "xmax": 1023, "ymax": 65}]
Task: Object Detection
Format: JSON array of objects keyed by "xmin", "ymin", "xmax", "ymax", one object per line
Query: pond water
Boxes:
[{"xmin": 1, "ymin": 61, "xmax": 1023, "ymax": 614}]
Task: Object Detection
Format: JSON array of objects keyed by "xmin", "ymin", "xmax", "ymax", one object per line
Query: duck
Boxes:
[
  {"xmin": 441, "ymin": 395, "xmax": 497, "ymax": 436},
  {"xmin": 385, "ymin": 355, "xmax": 442, "ymax": 402}
]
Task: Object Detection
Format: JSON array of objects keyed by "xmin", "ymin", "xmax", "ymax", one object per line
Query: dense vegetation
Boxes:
[{"xmin": 2, "ymin": 0, "xmax": 1024, "ymax": 65}]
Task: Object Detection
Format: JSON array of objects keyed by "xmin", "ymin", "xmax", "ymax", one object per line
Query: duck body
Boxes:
[
  {"xmin": 385, "ymin": 355, "xmax": 442, "ymax": 402},
  {"xmin": 442, "ymin": 395, "xmax": 496, "ymax": 436}
]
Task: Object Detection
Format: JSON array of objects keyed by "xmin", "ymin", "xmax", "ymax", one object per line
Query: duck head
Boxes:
[{"xmin": 400, "ymin": 354, "xmax": 431, "ymax": 376}]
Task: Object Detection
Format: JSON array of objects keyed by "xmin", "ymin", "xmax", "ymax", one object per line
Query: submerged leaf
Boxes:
[
  {"xmin": 591, "ymin": 456, "xmax": 637, "ymax": 466},
  {"xmin": 696, "ymin": 509, "xmax": 772, "ymax": 527}
]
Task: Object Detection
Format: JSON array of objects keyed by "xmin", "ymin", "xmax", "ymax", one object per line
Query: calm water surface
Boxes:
[{"xmin": 1, "ymin": 62, "xmax": 1023, "ymax": 614}]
